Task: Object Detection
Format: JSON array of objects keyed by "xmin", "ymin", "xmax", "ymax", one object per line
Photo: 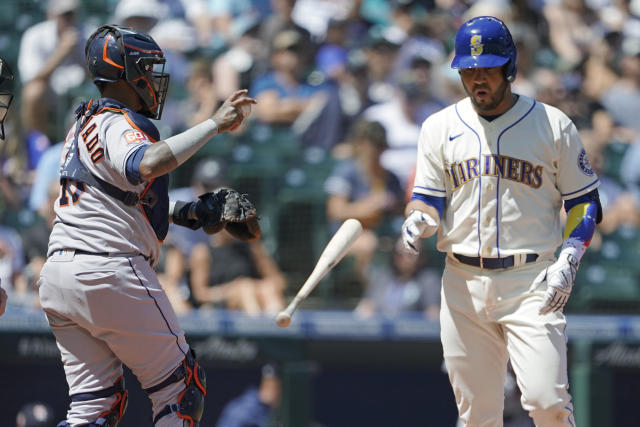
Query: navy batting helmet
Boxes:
[
  {"xmin": 451, "ymin": 16, "xmax": 517, "ymax": 82},
  {"xmin": 0, "ymin": 57, "xmax": 14, "ymax": 140},
  {"xmin": 85, "ymin": 25, "xmax": 170, "ymax": 120}
]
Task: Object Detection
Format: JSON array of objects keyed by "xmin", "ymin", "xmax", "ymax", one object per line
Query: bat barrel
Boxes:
[{"xmin": 275, "ymin": 219, "xmax": 362, "ymax": 328}]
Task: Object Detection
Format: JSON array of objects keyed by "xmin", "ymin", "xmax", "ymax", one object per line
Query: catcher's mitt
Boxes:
[{"xmin": 197, "ymin": 188, "xmax": 261, "ymax": 241}]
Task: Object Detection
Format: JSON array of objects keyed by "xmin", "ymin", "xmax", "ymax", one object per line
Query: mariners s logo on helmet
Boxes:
[
  {"xmin": 470, "ymin": 35, "xmax": 483, "ymax": 56},
  {"xmin": 451, "ymin": 16, "xmax": 518, "ymax": 81}
]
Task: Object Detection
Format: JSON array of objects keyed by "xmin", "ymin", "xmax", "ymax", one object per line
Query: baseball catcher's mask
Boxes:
[
  {"xmin": 0, "ymin": 57, "xmax": 14, "ymax": 140},
  {"xmin": 85, "ymin": 24, "xmax": 170, "ymax": 120},
  {"xmin": 451, "ymin": 15, "xmax": 517, "ymax": 82}
]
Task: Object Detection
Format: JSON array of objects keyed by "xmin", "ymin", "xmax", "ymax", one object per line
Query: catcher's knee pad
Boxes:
[
  {"xmin": 58, "ymin": 376, "xmax": 128, "ymax": 427},
  {"xmin": 145, "ymin": 349, "xmax": 207, "ymax": 427}
]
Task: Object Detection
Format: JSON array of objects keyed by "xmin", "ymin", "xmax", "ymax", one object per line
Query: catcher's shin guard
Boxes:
[
  {"xmin": 57, "ymin": 376, "xmax": 128, "ymax": 427},
  {"xmin": 145, "ymin": 350, "xmax": 207, "ymax": 426}
]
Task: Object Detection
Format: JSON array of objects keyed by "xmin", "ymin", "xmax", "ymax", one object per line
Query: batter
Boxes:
[
  {"xmin": 38, "ymin": 25, "xmax": 256, "ymax": 426},
  {"xmin": 402, "ymin": 16, "xmax": 601, "ymax": 426}
]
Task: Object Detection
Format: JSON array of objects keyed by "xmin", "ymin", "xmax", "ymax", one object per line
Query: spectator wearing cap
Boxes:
[
  {"xmin": 324, "ymin": 120, "xmax": 404, "ymax": 288},
  {"xmin": 18, "ymin": 0, "xmax": 86, "ymax": 140},
  {"xmin": 389, "ymin": 10, "xmax": 446, "ymax": 86},
  {"xmin": 362, "ymin": 69, "xmax": 444, "ymax": 188},
  {"xmin": 216, "ymin": 364, "xmax": 282, "ymax": 427},
  {"xmin": 258, "ymin": 0, "xmax": 315, "ymax": 69},
  {"xmin": 362, "ymin": 26, "xmax": 403, "ymax": 104},
  {"xmin": 112, "ymin": 0, "xmax": 164, "ymax": 33},
  {"xmin": 250, "ymin": 29, "xmax": 326, "ymax": 127}
]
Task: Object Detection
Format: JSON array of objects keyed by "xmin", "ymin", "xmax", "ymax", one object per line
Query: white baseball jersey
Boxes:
[
  {"xmin": 48, "ymin": 110, "xmax": 160, "ymax": 264},
  {"xmin": 412, "ymin": 94, "xmax": 599, "ymax": 258}
]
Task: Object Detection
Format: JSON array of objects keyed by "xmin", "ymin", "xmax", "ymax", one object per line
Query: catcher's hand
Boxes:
[
  {"xmin": 197, "ymin": 188, "xmax": 261, "ymax": 241},
  {"xmin": 529, "ymin": 252, "xmax": 579, "ymax": 315}
]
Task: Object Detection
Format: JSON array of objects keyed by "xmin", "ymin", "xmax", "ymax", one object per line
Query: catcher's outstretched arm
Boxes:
[
  {"xmin": 138, "ymin": 90, "xmax": 256, "ymax": 180},
  {"xmin": 168, "ymin": 190, "xmax": 261, "ymax": 241}
]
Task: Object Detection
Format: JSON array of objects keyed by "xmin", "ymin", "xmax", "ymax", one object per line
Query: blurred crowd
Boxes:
[{"xmin": 1, "ymin": 0, "xmax": 640, "ymax": 319}]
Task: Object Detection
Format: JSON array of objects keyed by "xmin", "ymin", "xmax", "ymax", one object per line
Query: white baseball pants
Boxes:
[{"xmin": 441, "ymin": 256, "xmax": 576, "ymax": 427}]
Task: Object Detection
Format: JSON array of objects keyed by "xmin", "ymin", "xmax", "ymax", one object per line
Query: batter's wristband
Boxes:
[{"xmin": 164, "ymin": 119, "xmax": 218, "ymax": 166}]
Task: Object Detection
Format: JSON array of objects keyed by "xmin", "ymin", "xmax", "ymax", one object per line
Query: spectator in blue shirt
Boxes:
[
  {"xmin": 324, "ymin": 120, "xmax": 404, "ymax": 286},
  {"xmin": 250, "ymin": 29, "xmax": 325, "ymax": 127}
]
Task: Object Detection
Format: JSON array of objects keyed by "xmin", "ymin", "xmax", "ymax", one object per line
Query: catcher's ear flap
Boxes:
[{"xmin": 225, "ymin": 217, "xmax": 262, "ymax": 241}]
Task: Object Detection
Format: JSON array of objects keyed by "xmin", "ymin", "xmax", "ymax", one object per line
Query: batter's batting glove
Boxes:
[
  {"xmin": 529, "ymin": 251, "xmax": 579, "ymax": 315},
  {"xmin": 401, "ymin": 210, "xmax": 438, "ymax": 255}
]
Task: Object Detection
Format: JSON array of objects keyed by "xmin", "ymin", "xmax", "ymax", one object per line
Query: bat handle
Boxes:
[{"xmin": 276, "ymin": 295, "xmax": 304, "ymax": 328}]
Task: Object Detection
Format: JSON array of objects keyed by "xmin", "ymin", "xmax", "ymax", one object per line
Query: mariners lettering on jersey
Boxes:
[
  {"xmin": 81, "ymin": 121, "xmax": 105, "ymax": 164},
  {"xmin": 445, "ymin": 154, "xmax": 543, "ymax": 190}
]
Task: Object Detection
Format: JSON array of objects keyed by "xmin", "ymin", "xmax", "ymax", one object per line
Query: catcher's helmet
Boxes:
[
  {"xmin": 0, "ymin": 57, "xmax": 14, "ymax": 140},
  {"xmin": 85, "ymin": 25, "xmax": 170, "ymax": 120},
  {"xmin": 451, "ymin": 16, "xmax": 517, "ymax": 82}
]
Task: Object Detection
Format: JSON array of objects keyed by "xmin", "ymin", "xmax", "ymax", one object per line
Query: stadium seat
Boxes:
[
  {"xmin": 599, "ymin": 226, "xmax": 640, "ymax": 268},
  {"xmin": 601, "ymin": 142, "xmax": 629, "ymax": 184},
  {"xmin": 570, "ymin": 259, "xmax": 640, "ymax": 313}
]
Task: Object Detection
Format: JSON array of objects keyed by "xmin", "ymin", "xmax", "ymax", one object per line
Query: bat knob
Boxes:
[{"xmin": 276, "ymin": 312, "xmax": 291, "ymax": 328}]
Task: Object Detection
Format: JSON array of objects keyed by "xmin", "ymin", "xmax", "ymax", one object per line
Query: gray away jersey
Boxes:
[{"xmin": 48, "ymin": 111, "xmax": 161, "ymax": 264}]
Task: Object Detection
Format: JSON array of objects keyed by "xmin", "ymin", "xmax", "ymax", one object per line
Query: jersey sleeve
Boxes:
[
  {"xmin": 556, "ymin": 119, "xmax": 599, "ymax": 199},
  {"xmin": 412, "ymin": 119, "xmax": 447, "ymax": 197},
  {"xmin": 102, "ymin": 114, "xmax": 153, "ymax": 181}
]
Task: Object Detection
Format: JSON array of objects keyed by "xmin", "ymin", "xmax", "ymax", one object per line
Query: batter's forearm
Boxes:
[
  {"xmin": 560, "ymin": 201, "xmax": 598, "ymax": 261},
  {"xmin": 405, "ymin": 199, "xmax": 439, "ymax": 220}
]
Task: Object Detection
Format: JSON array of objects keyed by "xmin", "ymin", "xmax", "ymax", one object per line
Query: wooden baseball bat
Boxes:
[{"xmin": 276, "ymin": 219, "xmax": 363, "ymax": 328}]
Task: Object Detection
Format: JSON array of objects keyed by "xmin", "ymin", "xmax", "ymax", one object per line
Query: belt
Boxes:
[
  {"xmin": 453, "ymin": 253, "xmax": 538, "ymax": 270},
  {"xmin": 69, "ymin": 249, "xmax": 151, "ymax": 262}
]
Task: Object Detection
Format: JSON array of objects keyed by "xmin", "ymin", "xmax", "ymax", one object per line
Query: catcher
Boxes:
[
  {"xmin": 0, "ymin": 56, "xmax": 14, "ymax": 317},
  {"xmin": 38, "ymin": 25, "xmax": 257, "ymax": 427}
]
